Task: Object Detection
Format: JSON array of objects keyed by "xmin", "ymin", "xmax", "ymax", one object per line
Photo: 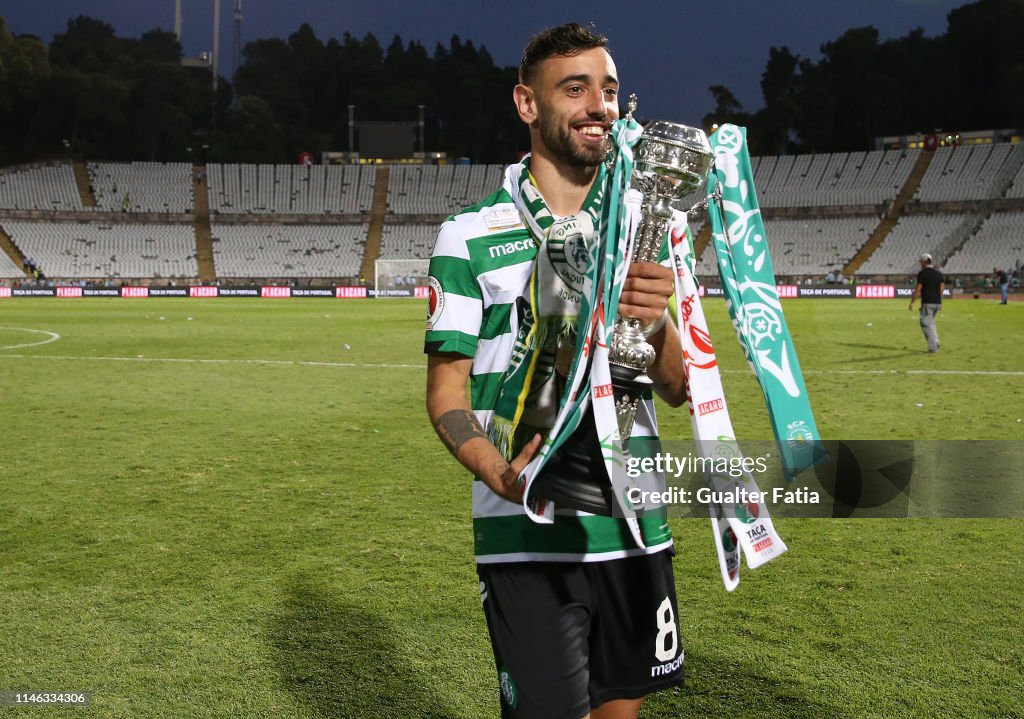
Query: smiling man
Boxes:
[{"xmin": 425, "ymin": 23, "xmax": 685, "ymax": 719}]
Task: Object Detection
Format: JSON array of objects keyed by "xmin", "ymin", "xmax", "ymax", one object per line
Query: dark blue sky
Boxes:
[{"xmin": 2, "ymin": 0, "xmax": 966, "ymax": 121}]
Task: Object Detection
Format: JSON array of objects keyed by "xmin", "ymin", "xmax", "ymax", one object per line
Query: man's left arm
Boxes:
[
  {"xmin": 909, "ymin": 281, "xmax": 923, "ymax": 310},
  {"xmin": 618, "ymin": 262, "xmax": 687, "ymax": 407}
]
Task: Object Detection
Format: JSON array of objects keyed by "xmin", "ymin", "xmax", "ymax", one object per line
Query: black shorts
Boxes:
[{"xmin": 477, "ymin": 550, "xmax": 684, "ymax": 719}]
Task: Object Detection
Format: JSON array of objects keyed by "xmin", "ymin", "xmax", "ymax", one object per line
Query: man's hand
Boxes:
[
  {"xmin": 618, "ymin": 261, "xmax": 674, "ymax": 324},
  {"xmin": 485, "ymin": 433, "xmax": 543, "ymax": 504},
  {"xmin": 616, "ymin": 261, "xmax": 688, "ymax": 407}
]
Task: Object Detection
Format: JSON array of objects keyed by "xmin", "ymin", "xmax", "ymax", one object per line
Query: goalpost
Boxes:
[{"xmin": 374, "ymin": 258, "xmax": 430, "ymax": 297}]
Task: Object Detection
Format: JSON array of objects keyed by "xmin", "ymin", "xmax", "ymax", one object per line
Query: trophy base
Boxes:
[
  {"xmin": 610, "ymin": 362, "xmax": 652, "ymax": 450},
  {"xmin": 609, "ymin": 362, "xmax": 651, "ymax": 395},
  {"xmin": 528, "ymin": 368, "xmax": 653, "ymax": 517},
  {"xmin": 530, "ymin": 407, "xmax": 614, "ymax": 516}
]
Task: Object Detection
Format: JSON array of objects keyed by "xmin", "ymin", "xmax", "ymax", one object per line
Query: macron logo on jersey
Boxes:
[{"xmin": 488, "ymin": 238, "xmax": 534, "ymax": 259}]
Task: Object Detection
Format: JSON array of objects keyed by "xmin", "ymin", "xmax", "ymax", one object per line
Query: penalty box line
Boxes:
[{"xmin": 0, "ymin": 354, "xmax": 1023, "ymax": 377}]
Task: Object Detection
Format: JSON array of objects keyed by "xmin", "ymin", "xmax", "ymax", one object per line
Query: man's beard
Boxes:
[{"xmin": 538, "ymin": 114, "xmax": 609, "ymax": 169}]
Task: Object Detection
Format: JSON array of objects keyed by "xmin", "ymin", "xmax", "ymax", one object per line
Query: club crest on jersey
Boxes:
[
  {"xmin": 426, "ymin": 276, "xmax": 444, "ymax": 330},
  {"xmin": 546, "ymin": 217, "xmax": 589, "ymax": 290}
]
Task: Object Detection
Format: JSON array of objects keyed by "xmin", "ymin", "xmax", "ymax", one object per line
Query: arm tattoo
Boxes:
[{"xmin": 435, "ymin": 409, "xmax": 488, "ymax": 456}]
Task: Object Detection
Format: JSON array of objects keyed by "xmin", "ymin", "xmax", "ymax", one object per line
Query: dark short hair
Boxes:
[{"xmin": 519, "ymin": 23, "xmax": 609, "ymax": 84}]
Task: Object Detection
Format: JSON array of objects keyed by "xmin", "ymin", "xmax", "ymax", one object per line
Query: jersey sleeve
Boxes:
[{"xmin": 424, "ymin": 220, "xmax": 483, "ymax": 357}]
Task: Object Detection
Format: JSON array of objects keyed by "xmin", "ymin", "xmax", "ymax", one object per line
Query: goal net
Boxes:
[{"xmin": 374, "ymin": 258, "xmax": 430, "ymax": 297}]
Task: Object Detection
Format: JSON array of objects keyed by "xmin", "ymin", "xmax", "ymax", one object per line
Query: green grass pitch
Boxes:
[{"xmin": 0, "ymin": 297, "xmax": 1021, "ymax": 718}]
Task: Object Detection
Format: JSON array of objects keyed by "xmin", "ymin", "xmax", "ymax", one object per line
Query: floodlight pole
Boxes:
[
  {"xmin": 232, "ymin": 0, "xmax": 243, "ymax": 89},
  {"xmin": 212, "ymin": 0, "xmax": 221, "ymax": 94},
  {"xmin": 418, "ymin": 104, "xmax": 425, "ymax": 154},
  {"xmin": 348, "ymin": 105, "xmax": 356, "ymax": 158}
]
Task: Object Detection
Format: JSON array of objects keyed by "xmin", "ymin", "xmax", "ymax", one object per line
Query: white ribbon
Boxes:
[{"xmin": 667, "ymin": 215, "xmax": 787, "ymax": 590}]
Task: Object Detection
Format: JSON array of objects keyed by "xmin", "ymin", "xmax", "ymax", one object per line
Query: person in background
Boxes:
[
  {"xmin": 909, "ymin": 253, "xmax": 944, "ymax": 353},
  {"xmin": 993, "ymin": 267, "xmax": 1009, "ymax": 304}
]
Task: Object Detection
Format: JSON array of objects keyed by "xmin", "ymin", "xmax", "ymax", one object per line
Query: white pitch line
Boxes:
[
  {"xmin": 0, "ymin": 327, "xmax": 62, "ymax": 351},
  {"xmin": 801, "ymin": 369, "xmax": 893, "ymax": 375},
  {"xmin": 0, "ymin": 353, "xmax": 1023, "ymax": 376},
  {"xmin": 0, "ymin": 353, "xmax": 426, "ymax": 369},
  {"xmin": 747, "ymin": 368, "xmax": 1024, "ymax": 377},
  {"xmin": 905, "ymin": 369, "xmax": 1024, "ymax": 376}
]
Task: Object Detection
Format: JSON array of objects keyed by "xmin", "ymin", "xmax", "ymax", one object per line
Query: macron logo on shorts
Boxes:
[{"xmin": 650, "ymin": 651, "xmax": 685, "ymax": 678}]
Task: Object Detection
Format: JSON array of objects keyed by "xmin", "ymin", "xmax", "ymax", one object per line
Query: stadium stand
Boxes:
[
  {"xmin": 856, "ymin": 213, "xmax": 969, "ymax": 275},
  {"xmin": 378, "ymin": 224, "xmax": 438, "ymax": 260},
  {"xmin": 943, "ymin": 211, "xmax": 1024, "ymax": 274},
  {"xmin": 3, "ymin": 143, "xmax": 1022, "ymax": 286},
  {"xmin": 913, "ymin": 143, "xmax": 1018, "ymax": 202},
  {"xmin": 1002, "ymin": 153, "xmax": 1024, "ymax": 199},
  {"xmin": 695, "ymin": 217, "xmax": 874, "ymax": 279},
  {"xmin": 210, "ymin": 224, "xmax": 367, "ymax": 278},
  {"xmin": 752, "ymin": 149, "xmax": 920, "ymax": 207},
  {"xmin": 387, "ymin": 164, "xmax": 505, "ymax": 214},
  {"xmin": 88, "ymin": 162, "xmax": 194, "ymax": 213},
  {"xmin": 2, "ymin": 221, "xmax": 198, "ymax": 279},
  {"xmin": 0, "ymin": 245, "xmax": 25, "ymax": 278},
  {"xmin": 206, "ymin": 164, "xmax": 376, "ymax": 214},
  {"xmin": 0, "ymin": 164, "xmax": 85, "ymax": 211}
]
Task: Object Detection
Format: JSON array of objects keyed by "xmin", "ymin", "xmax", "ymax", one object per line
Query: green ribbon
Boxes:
[{"xmin": 705, "ymin": 124, "xmax": 827, "ymax": 477}]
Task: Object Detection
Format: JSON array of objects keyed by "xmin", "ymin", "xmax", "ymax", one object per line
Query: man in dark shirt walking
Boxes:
[
  {"xmin": 993, "ymin": 267, "xmax": 1009, "ymax": 304},
  {"xmin": 909, "ymin": 253, "xmax": 944, "ymax": 353}
]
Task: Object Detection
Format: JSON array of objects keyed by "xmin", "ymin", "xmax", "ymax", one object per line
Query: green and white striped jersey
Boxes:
[{"xmin": 425, "ymin": 182, "xmax": 673, "ymax": 564}]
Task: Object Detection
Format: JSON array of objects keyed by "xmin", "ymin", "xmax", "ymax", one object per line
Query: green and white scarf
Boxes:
[
  {"xmin": 487, "ymin": 160, "xmax": 605, "ymax": 461},
  {"xmin": 493, "ymin": 117, "xmax": 646, "ymax": 545}
]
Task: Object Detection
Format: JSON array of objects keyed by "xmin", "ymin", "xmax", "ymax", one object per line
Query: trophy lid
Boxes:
[
  {"xmin": 643, "ymin": 120, "xmax": 711, "ymax": 154},
  {"xmin": 634, "ymin": 120, "xmax": 714, "ymax": 193}
]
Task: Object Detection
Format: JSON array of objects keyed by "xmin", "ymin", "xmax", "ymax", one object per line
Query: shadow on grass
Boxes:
[
  {"xmin": 269, "ymin": 578, "xmax": 460, "ymax": 719},
  {"xmin": 831, "ymin": 341, "xmax": 926, "ymax": 361},
  {"xmin": 641, "ymin": 649, "xmax": 851, "ymax": 719},
  {"xmin": 835, "ymin": 341, "xmax": 908, "ymax": 352}
]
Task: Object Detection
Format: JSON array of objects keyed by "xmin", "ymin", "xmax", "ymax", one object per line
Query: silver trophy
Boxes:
[{"xmin": 609, "ymin": 108, "xmax": 714, "ymax": 447}]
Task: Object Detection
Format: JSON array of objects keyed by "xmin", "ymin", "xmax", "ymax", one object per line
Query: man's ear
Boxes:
[{"xmin": 513, "ymin": 83, "xmax": 537, "ymax": 125}]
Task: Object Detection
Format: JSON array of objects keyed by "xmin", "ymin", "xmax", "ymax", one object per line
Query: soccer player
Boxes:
[
  {"xmin": 909, "ymin": 252, "xmax": 944, "ymax": 352},
  {"xmin": 424, "ymin": 23, "xmax": 686, "ymax": 719}
]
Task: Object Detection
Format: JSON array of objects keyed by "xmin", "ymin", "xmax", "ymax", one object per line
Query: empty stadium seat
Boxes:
[
  {"xmin": 944, "ymin": 211, "xmax": 1024, "ymax": 273},
  {"xmin": 696, "ymin": 217, "xmax": 874, "ymax": 278},
  {"xmin": 2, "ymin": 221, "xmax": 198, "ymax": 279},
  {"xmin": 858, "ymin": 214, "xmax": 967, "ymax": 274},
  {"xmin": 206, "ymin": 164, "xmax": 376, "ymax": 214},
  {"xmin": 210, "ymin": 224, "xmax": 367, "ymax": 278},
  {"xmin": 88, "ymin": 162, "xmax": 194, "ymax": 212},
  {"xmin": 387, "ymin": 164, "xmax": 505, "ymax": 214},
  {"xmin": 0, "ymin": 165, "xmax": 85, "ymax": 211}
]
